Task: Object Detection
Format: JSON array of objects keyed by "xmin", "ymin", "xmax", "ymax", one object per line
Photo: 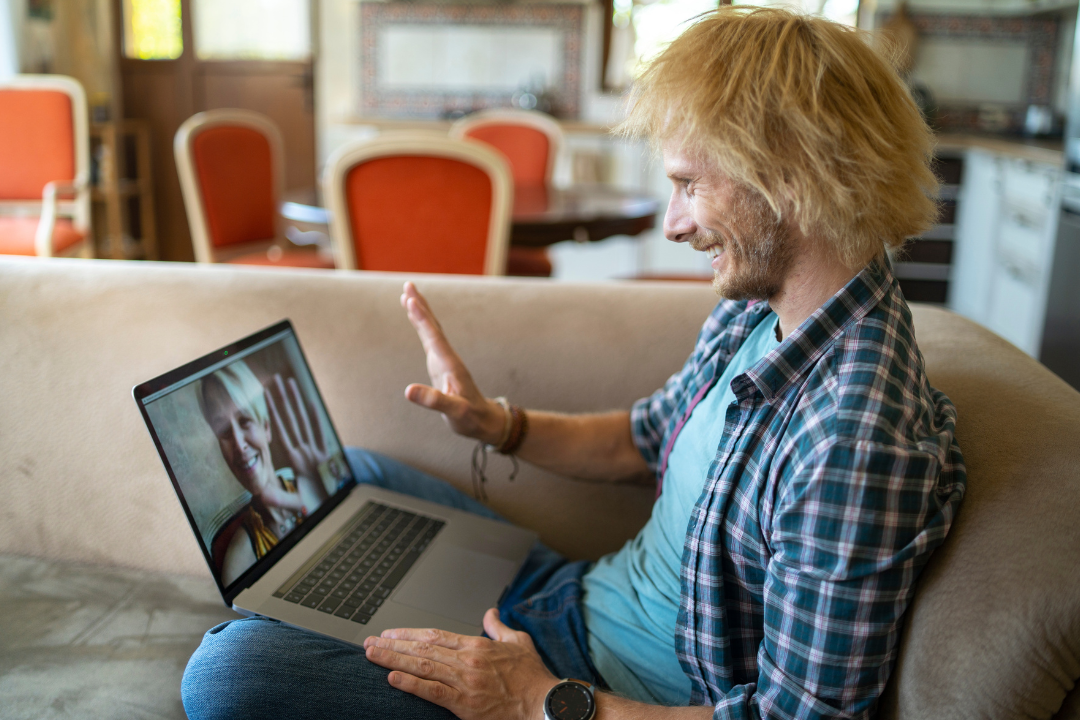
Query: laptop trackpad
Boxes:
[{"xmin": 393, "ymin": 543, "xmax": 519, "ymax": 626}]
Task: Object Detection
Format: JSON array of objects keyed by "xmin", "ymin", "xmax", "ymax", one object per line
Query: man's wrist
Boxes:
[
  {"xmin": 480, "ymin": 397, "xmax": 510, "ymax": 446},
  {"xmin": 532, "ymin": 677, "xmax": 561, "ymax": 720}
]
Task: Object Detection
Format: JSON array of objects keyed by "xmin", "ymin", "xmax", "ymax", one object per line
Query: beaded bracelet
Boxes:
[
  {"xmin": 492, "ymin": 396, "xmax": 513, "ymax": 449},
  {"xmin": 470, "ymin": 400, "xmax": 528, "ymax": 502},
  {"xmin": 498, "ymin": 404, "xmax": 529, "ymax": 455}
]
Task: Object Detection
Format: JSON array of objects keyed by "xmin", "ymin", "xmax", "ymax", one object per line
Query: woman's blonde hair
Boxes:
[
  {"xmin": 620, "ymin": 6, "xmax": 938, "ymax": 269},
  {"xmin": 199, "ymin": 361, "xmax": 269, "ymax": 429}
]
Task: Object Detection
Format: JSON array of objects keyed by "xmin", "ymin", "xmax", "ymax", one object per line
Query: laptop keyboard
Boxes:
[{"xmin": 273, "ymin": 502, "xmax": 445, "ymax": 624}]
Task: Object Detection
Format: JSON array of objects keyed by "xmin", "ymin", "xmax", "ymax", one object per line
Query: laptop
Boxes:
[{"xmin": 133, "ymin": 319, "xmax": 537, "ymax": 645}]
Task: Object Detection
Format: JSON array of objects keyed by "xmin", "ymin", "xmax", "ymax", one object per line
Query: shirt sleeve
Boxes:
[{"xmin": 711, "ymin": 438, "xmax": 963, "ymax": 720}]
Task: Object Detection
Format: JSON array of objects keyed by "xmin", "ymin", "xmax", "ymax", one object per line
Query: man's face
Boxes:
[{"xmin": 662, "ymin": 143, "xmax": 793, "ymax": 300}]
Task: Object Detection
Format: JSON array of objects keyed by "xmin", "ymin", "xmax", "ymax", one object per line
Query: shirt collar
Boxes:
[{"xmin": 740, "ymin": 258, "xmax": 895, "ymax": 403}]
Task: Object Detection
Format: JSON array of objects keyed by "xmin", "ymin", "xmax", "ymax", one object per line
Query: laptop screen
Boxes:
[{"xmin": 135, "ymin": 321, "xmax": 355, "ymax": 597}]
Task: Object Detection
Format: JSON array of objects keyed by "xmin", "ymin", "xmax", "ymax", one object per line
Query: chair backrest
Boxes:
[
  {"xmin": 450, "ymin": 109, "xmax": 562, "ymax": 186},
  {"xmin": 0, "ymin": 75, "xmax": 87, "ymax": 202},
  {"xmin": 174, "ymin": 109, "xmax": 284, "ymax": 263},
  {"xmin": 323, "ymin": 132, "xmax": 513, "ymax": 275}
]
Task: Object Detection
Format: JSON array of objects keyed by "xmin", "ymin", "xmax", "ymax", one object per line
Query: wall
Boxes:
[
  {"xmin": 7, "ymin": 0, "xmax": 119, "ymax": 118},
  {"xmin": 886, "ymin": 8, "xmax": 1076, "ymax": 132},
  {"xmin": 875, "ymin": 0, "xmax": 1076, "ymax": 13},
  {"xmin": 0, "ymin": 0, "xmax": 19, "ymax": 78}
]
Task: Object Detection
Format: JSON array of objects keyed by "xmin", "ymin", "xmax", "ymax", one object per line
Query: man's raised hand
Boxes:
[{"xmin": 401, "ymin": 282, "xmax": 505, "ymax": 445}]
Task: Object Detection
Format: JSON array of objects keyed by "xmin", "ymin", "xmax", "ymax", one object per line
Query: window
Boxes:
[
  {"xmin": 192, "ymin": 0, "xmax": 311, "ymax": 61},
  {"xmin": 604, "ymin": 0, "xmax": 860, "ymax": 89},
  {"xmin": 607, "ymin": 0, "xmax": 718, "ymax": 89},
  {"xmin": 122, "ymin": 0, "xmax": 183, "ymax": 60},
  {"xmin": 735, "ymin": 0, "xmax": 859, "ymax": 29}
]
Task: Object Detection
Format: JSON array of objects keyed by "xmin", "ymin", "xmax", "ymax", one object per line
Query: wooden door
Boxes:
[{"xmin": 116, "ymin": 0, "xmax": 315, "ymax": 262}]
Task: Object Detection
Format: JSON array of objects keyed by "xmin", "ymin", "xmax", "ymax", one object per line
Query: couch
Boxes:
[{"xmin": 0, "ymin": 257, "xmax": 1077, "ymax": 719}]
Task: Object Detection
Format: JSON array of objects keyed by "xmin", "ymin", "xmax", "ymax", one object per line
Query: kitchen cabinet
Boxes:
[
  {"xmin": 892, "ymin": 155, "xmax": 960, "ymax": 304},
  {"xmin": 950, "ymin": 148, "xmax": 1062, "ymax": 357}
]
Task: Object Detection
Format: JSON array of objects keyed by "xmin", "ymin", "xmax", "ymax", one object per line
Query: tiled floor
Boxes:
[{"xmin": 0, "ymin": 554, "xmax": 240, "ymax": 719}]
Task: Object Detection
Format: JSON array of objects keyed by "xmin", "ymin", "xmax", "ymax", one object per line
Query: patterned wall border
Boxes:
[
  {"xmin": 360, "ymin": 3, "xmax": 584, "ymax": 120},
  {"xmin": 881, "ymin": 12, "xmax": 1059, "ymax": 132}
]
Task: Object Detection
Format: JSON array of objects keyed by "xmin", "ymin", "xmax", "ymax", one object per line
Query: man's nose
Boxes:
[{"xmin": 663, "ymin": 192, "xmax": 696, "ymax": 243}]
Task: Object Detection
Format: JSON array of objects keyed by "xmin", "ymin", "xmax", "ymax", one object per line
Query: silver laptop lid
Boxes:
[{"xmin": 133, "ymin": 320, "xmax": 356, "ymax": 605}]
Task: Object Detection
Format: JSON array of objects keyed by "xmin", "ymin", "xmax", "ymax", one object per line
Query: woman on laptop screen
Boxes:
[{"xmin": 199, "ymin": 361, "xmax": 333, "ymax": 585}]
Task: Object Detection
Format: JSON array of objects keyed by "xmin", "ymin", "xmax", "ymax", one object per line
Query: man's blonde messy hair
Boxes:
[{"xmin": 620, "ymin": 6, "xmax": 938, "ymax": 269}]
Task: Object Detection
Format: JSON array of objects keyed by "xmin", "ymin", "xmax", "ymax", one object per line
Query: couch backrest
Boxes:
[{"xmin": 0, "ymin": 258, "xmax": 714, "ymax": 572}]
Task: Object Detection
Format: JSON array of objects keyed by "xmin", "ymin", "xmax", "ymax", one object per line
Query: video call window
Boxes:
[{"xmin": 143, "ymin": 332, "xmax": 350, "ymax": 588}]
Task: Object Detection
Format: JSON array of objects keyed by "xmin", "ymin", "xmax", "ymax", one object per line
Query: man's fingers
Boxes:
[
  {"xmin": 365, "ymin": 642, "xmax": 457, "ymax": 683},
  {"xmin": 404, "ymin": 384, "xmax": 472, "ymax": 418},
  {"xmin": 364, "ymin": 636, "xmax": 462, "ymax": 668},
  {"xmin": 405, "ymin": 297, "xmax": 457, "ymax": 358},
  {"xmin": 386, "ymin": 671, "xmax": 460, "ymax": 710},
  {"xmin": 483, "ymin": 608, "xmax": 536, "ymax": 648},
  {"xmin": 401, "ymin": 282, "xmax": 436, "ymax": 322},
  {"xmin": 482, "ymin": 608, "xmax": 514, "ymax": 642},
  {"xmin": 377, "ymin": 626, "xmax": 479, "ymax": 651}
]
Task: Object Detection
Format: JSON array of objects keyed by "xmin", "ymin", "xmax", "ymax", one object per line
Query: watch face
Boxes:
[{"xmin": 546, "ymin": 682, "xmax": 594, "ymax": 720}]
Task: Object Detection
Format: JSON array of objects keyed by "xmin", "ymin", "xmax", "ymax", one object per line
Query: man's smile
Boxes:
[{"xmin": 704, "ymin": 244, "xmax": 725, "ymax": 268}]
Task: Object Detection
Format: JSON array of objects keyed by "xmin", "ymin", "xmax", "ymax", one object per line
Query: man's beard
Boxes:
[{"xmin": 689, "ymin": 189, "xmax": 793, "ymax": 301}]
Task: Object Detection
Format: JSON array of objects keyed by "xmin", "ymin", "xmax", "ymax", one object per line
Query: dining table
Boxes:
[{"xmin": 280, "ymin": 184, "xmax": 660, "ymax": 248}]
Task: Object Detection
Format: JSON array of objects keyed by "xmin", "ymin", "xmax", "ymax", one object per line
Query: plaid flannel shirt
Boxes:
[{"xmin": 630, "ymin": 260, "xmax": 966, "ymax": 719}]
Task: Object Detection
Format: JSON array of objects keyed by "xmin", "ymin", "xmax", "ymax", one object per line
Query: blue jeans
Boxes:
[{"xmin": 181, "ymin": 448, "xmax": 604, "ymax": 720}]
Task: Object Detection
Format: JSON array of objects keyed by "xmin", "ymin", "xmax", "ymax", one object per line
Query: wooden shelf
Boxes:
[{"xmin": 90, "ymin": 120, "xmax": 158, "ymax": 260}]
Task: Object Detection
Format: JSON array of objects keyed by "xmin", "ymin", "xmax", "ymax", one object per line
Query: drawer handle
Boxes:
[
  {"xmin": 1009, "ymin": 209, "xmax": 1043, "ymax": 230},
  {"xmin": 1001, "ymin": 257, "xmax": 1039, "ymax": 287}
]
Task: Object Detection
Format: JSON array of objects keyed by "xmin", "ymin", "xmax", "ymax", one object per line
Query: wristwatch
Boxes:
[{"xmin": 543, "ymin": 678, "xmax": 596, "ymax": 720}]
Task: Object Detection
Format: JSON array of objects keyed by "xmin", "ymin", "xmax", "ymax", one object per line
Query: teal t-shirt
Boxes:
[{"xmin": 581, "ymin": 311, "xmax": 781, "ymax": 705}]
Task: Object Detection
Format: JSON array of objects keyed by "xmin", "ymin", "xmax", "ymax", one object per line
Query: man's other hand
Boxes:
[
  {"xmin": 365, "ymin": 608, "xmax": 558, "ymax": 720},
  {"xmin": 400, "ymin": 282, "xmax": 506, "ymax": 445}
]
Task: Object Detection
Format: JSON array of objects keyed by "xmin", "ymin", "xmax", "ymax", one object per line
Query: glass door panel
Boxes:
[
  {"xmin": 192, "ymin": 0, "xmax": 311, "ymax": 61},
  {"xmin": 122, "ymin": 0, "xmax": 183, "ymax": 59}
]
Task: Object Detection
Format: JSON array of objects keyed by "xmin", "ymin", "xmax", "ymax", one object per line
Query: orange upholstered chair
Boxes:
[
  {"xmin": 174, "ymin": 109, "xmax": 334, "ymax": 269},
  {"xmin": 450, "ymin": 109, "xmax": 563, "ymax": 277},
  {"xmin": 323, "ymin": 132, "xmax": 512, "ymax": 275},
  {"xmin": 0, "ymin": 75, "xmax": 93, "ymax": 258}
]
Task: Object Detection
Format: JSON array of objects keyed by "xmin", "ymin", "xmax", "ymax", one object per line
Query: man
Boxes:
[{"xmin": 181, "ymin": 7, "xmax": 965, "ymax": 720}]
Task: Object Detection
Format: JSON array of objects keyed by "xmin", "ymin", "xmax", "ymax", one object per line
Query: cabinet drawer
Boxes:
[
  {"xmin": 1001, "ymin": 158, "xmax": 1058, "ymax": 212},
  {"xmin": 987, "ymin": 258, "xmax": 1043, "ymax": 356},
  {"xmin": 998, "ymin": 200, "xmax": 1051, "ymax": 272}
]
